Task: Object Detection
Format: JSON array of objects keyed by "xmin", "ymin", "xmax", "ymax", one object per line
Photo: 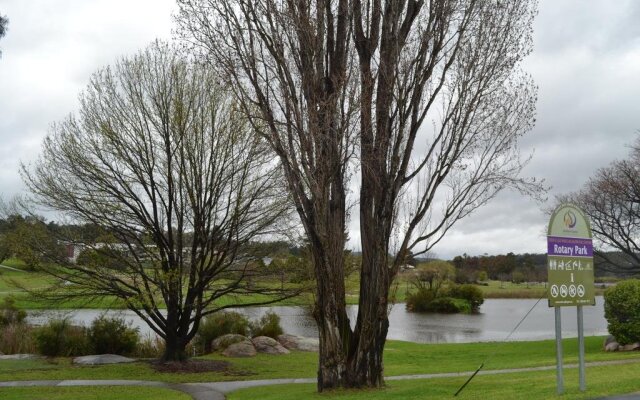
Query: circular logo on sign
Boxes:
[
  {"xmin": 577, "ymin": 285, "xmax": 585, "ymax": 297},
  {"xmin": 569, "ymin": 285, "xmax": 577, "ymax": 297},
  {"xmin": 564, "ymin": 211, "xmax": 577, "ymax": 229},
  {"xmin": 550, "ymin": 285, "xmax": 559, "ymax": 297},
  {"xmin": 560, "ymin": 285, "xmax": 568, "ymax": 298}
]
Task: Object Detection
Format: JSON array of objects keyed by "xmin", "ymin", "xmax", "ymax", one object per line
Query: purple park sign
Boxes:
[{"xmin": 547, "ymin": 236, "xmax": 593, "ymax": 258}]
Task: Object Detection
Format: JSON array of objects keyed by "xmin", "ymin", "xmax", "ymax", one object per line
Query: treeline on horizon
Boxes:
[{"xmin": 0, "ymin": 215, "xmax": 635, "ymax": 280}]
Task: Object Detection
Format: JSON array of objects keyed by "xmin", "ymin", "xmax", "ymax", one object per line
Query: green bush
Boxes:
[
  {"xmin": 449, "ymin": 284, "xmax": 484, "ymax": 312},
  {"xmin": 88, "ymin": 316, "xmax": 139, "ymax": 355},
  {"xmin": 604, "ymin": 279, "xmax": 640, "ymax": 345},
  {"xmin": 34, "ymin": 319, "xmax": 90, "ymax": 357},
  {"xmin": 195, "ymin": 312, "xmax": 249, "ymax": 354},
  {"xmin": 423, "ymin": 297, "xmax": 471, "ymax": 314},
  {"xmin": 406, "ymin": 286, "xmax": 477, "ymax": 314},
  {"xmin": 405, "ymin": 288, "xmax": 437, "ymax": 312},
  {"xmin": 250, "ymin": 311, "xmax": 283, "ymax": 338},
  {"xmin": 0, "ymin": 297, "xmax": 27, "ymax": 327}
]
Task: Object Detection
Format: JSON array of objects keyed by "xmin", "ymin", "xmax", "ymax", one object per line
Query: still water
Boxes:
[{"xmin": 26, "ymin": 297, "xmax": 608, "ymax": 343}]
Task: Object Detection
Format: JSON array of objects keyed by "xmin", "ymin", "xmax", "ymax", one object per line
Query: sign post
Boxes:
[{"xmin": 547, "ymin": 204, "xmax": 595, "ymax": 394}]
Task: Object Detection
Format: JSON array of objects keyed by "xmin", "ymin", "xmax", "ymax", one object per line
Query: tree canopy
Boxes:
[
  {"xmin": 22, "ymin": 42, "xmax": 294, "ymax": 361},
  {"xmin": 176, "ymin": 0, "xmax": 542, "ymax": 389}
]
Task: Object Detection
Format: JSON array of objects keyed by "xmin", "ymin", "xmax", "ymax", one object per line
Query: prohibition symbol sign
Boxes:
[
  {"xmin": 577, "ymin": 285, "xmax": 585, "ymax": 298},
  {"xmin": 560, "ymin": 285, "xmax": 568, "ymax": 298},
  {"xmin": 551, "ymin": 285, "xmax": 559, "ymax": 297},
  {"xmin": 569, "ymin": 285, "xmax": 577, "ymax": 298}
]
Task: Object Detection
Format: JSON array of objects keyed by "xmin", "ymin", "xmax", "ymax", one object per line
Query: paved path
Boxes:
[
  {"xmin": 2, "ymin": 358, "xmax": 640, "ymax": 399},
  {"xmin": 0, "ymin": 264, "xmax": 23, "ymax": 272}
]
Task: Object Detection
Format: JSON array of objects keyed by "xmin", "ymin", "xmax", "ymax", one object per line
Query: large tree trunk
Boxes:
[
  {"xmin": 310, "ymin": 235, "xmax": 352, "ymax": 391},
  {"xmin": 162, "ymin": 301, "xmax": 190, "ymax": 362},
  {"xmin": 347, "ymin": 221, "xmax": 392, "ymax": 388},
  {"xmin": 162, "ymin": 331, "xmax": 189, "ymax": 362}
]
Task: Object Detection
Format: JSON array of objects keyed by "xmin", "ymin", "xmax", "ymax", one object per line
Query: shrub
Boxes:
[
  {"xmin": 0, "ymin": 297, "xmax": 27, "ymax": 327},
  {"xmin": 250, "ymin": 311, "xmax": 283, "ymax": 338},
  {"xmin": 195, "ymin": 312, "xmax": 249, "ymax": 354},
  {"xmin": 88, "ymin": 315, "xmax": 139, "ymax": 355},
  {"xmin": 449, "ymin": 284, "xmax": 484, "ymax": 312},
  {"xmin": 405, "ymin": 288, "xmax": 437, "ymax": 312},
  {"xmin": 34, "ymin": 318, "xmax": 90, "ymax": 357},
  {"xmin": 604, "ymin": 279, "xmax": 640, "ymax": 345},
  {"xmin": 0, "ymin": 322, "xmax": 36, "ymax": 354},
  {"xmin": 424, "ymin": 297, "xmax": 470, "ymax": 314}
]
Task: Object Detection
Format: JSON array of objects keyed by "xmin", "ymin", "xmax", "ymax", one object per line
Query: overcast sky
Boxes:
[{"xmin": 1, "ymin": 0, "xmax": 639, "ymax": 259}]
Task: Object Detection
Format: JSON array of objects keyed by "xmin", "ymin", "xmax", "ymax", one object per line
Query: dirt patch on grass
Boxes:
[{"xmin": 150, "ymin": 359, "xmax": 231, "ymax": 374}]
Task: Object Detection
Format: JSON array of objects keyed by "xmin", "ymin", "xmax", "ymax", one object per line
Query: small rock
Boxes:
[
  {"xmin": 73, "ymin": 354, "xmax": 136, "ymax": 365},
  {"xmin": 211, "ymin": 334, "xmax": 248, "ymax": 351},
  {"xmin": 277, "ymin": 334, "xmax": 319, "ymax": 352},
  {"xmin": 252, "ymin": 336, "xmax": 289, "ymax": 355},
  {"xmin": 222, "ymin": 340, "xmax": 257, "ymax": 358},
  {"xmin": 0, "ymin": 354, "xmax": 40, "ymax": 360}
]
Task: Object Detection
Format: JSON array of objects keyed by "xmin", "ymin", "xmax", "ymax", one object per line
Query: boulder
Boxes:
[
  {"xmin": 222, "ymin": 340, "xmax": 257, "ymax": 358},
  {"xmin": 0, "ymin": 354, "xmax": 40, "ymax": 360},
  {"xmin": 211, "ymin": 334, "xmax": 248, "ymax": 352},
  {"xmin": 604, "ymin": 341, "xmax": 619, "ymax": 352},
  {"xmin": 252, "ymin": 336, "xmax": 290, "ymax": 355},
  {"xmin": 277, "ymin": 334, "xmax": 319, "ymax": 352},
  {"xmin": 73, "ymin": 354, "xmax": 136, "ymax": 365},
  {"xmin": 620, "ymin": 342, "xmax": 640, "ymax": 352},
  {"xmin": 604, "ymin": 335, "xmax": 619, "ymax": 352}
]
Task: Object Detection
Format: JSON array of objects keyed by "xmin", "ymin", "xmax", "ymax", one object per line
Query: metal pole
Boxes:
[
  {"xmin": 577, "ymin": 305, "xmax": 586, "ymax": 391},
  {"xmin": 555, "ymin": 306, "xmax": 564, "ymax": 395}
]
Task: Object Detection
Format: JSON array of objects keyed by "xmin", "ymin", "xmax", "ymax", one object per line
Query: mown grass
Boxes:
[
  {"xmin": 1, "ymin": 336, "xmax": 639, "ymax": 384},
  {"xmin": 228, "ymin": 362, "xmax": 640, "ymax": 400},
  {"xmin": 0, "ymin": 386, "xmax": 190, "ymax": 400},
  {"xmin": 0, "ymin": 266, "xmax": 312, "ymax": 309},
  {"xmin": 0, "ymin": 263, "xmax": 609, "ymax": 309}
]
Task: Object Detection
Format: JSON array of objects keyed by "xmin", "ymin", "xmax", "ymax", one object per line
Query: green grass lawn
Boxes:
[
  {"xmin": 0, "ymin": 386, "xmax": 190, "ymax": 400},
  {"xmin": 228, "ymin": 362, "xmax": 640, "ymax": 400},
  {"xmin": 0, "ymin": 264, "xmax": 313, "ymax": 309},
  {"xmin": 3, "ymin": 260, "xmax": 606, "ymax": 310},
  {"xmin": 1, "ymin": 336, "xmax": 639, "ymax": 384}
]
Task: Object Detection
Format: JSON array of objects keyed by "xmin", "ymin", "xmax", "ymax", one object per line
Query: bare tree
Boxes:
[
  {"xmin": 177, "ymin": 0, "xmax": 358, "ymax": 389},
  {"xmin": 564, "ymin": 137, "xmax": 640, "ymax": 274},
  {"xmin": 349, "ymin": 0, "xmax": 542, "ymax": 386},
  {"xmin": 176, "ymin": 0, "xmax": 542, "ymax": 389},
  {"xmin": 22, "ymin": 42, "xmax": 293, "ymax": 361}
]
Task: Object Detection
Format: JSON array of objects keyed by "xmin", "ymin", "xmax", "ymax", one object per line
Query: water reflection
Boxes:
[{"xmin": 26, "ymin": 297, "xmax": 608, "ymax": 344}]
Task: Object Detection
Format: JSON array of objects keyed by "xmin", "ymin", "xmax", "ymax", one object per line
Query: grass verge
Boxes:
[
  {"xmin": 227, "ymin": 362, "xmax": 640, "ymax": 400},
  {"xmin": 0, "ymin": 386, "xmax": 190, "ymax": 400},
  {"xmin": 1, "ymin": 336, "xmax": 639, "ymax": 384}
]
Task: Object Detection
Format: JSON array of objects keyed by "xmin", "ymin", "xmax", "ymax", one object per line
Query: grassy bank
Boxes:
[
  {"xmin": 1, "ymin": 336, "xmax": 639, "ymax": 384},
  {"xmin": 228, "ymin": 362, "xmax": 640, "ymax": 400},
  {"xmin": 0, "ymin": 263, "xmax": 608, "ymax": 309},
  {"xmin": 0, "ymin": 386, "xmax": 190, "ymax": 400},
  {"xmin": 1, "ymin": 336, "xmax": 639, "ymax": 399}
]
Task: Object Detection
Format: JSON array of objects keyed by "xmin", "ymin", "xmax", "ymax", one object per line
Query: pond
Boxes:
[{"xmin": 26, "ymin": 297, "xmax": 609, "ymax": 344}]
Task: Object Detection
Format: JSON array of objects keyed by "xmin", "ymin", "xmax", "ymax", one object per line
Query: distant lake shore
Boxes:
[{"xmin": 26, "ymin": 297, "xmax": 608, "ymax": 344}]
